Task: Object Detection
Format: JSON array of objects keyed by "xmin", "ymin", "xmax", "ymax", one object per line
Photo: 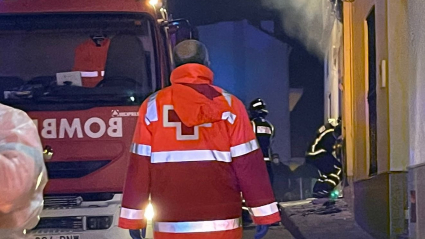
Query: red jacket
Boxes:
[
  {"xmin": 119, "ymin": 64, "xmax": 280, "ymax": 239},
  {"xmin": 72, "ymin": 38, "xmax": 110, "ymax": 87}
]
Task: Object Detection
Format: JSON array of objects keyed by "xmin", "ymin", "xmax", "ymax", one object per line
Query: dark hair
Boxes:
[{"xmin": 173, "ymin": 40, "xmax": 210, "ymax": 68}]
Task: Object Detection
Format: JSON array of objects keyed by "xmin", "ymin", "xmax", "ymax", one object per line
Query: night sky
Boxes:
[
  {"xmin": 168, "ymin": 0, "xmax": 324, "ymax": 158},
  {"xmin": 168, "ymin": 0, "xmax": 275, "ymax": 26}
]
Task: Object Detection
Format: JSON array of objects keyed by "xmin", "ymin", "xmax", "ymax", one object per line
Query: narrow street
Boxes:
[
  {"xmin": 1, "ymin": 0, "xmax": 422, "ymax": 238},
  {"xmin": 241, "ymin": 197, "xmax": 376, "ymax": 239},
  {"xmin": 278, "ymin": 199, "xmax": 375, "ymax": 239}
]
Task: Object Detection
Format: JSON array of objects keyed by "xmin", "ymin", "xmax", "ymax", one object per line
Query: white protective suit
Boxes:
[{"xmin": 0, "ymin": 104, "xmax": 47, "ymax": 238}]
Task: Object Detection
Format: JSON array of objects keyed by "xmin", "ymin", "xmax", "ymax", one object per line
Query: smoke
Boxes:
[{"xmin": 262, "ymin": 0, "xmax": 336, "ymax": 58}]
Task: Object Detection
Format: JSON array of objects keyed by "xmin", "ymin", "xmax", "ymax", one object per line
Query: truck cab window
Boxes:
[{"xmin": 0, "ymin": 14, "xmax": 158, "ymax": 111}]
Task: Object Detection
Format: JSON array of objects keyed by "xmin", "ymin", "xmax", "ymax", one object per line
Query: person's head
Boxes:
[
  {"xmin": 173, "ymin": 40, "xmax": 210, "ymax": 68},
  {"xmin": 249, "ymin": 98, "xmax": 268, "ymax": 118}
]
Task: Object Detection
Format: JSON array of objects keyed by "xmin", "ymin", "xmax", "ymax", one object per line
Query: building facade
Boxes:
[{"xmin": 342, "ymin": 0, "xmax": 425, "ymax": 238}]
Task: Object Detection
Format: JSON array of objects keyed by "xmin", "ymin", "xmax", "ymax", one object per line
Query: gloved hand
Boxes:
[
  {"xmin": 129, "ymin": 229, "xmax": 146, "ymax": 239},
  {"xmin": 254, "ymin": 224, "xmax": 270, "ymax": 239}
]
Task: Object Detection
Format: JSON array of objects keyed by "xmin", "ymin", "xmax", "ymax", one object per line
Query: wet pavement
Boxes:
[
  {"xmin": 142, "ymin": 197, "xmax": 374, "ymax": 239},
  {"xmin": 243, "ymin": 225, "xmax": 294, "ymax": 239},
  {"xmin": 279, "ymin": 199, "xmax": 375, "ymax": 239}
]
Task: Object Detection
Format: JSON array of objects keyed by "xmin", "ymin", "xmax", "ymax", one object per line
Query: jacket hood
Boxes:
[{"xmin": 170, "ymin": 64, "xmax": 232, "ymax": 127}]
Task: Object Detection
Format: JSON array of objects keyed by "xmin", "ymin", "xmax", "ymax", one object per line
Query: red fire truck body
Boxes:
[{"xmin": 0, "ymin": 0, "xmax": 192, "ymax": 238}]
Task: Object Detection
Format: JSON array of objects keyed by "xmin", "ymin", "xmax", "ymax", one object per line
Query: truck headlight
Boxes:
[{"xmin": 86, "ymin": 216, "xmax": 113, "ymax": 230}]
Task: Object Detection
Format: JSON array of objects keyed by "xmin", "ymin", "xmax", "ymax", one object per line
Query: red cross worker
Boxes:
[{"xmin": 119, "ymin": 40, "xmax": 280, "ymax": 239}]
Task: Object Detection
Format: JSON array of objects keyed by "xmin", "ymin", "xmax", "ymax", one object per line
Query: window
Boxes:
[
  {"xmin": 365, "ymin": 7, "xmax": 378, "ymax": 176},
  {"xmin": 0, "ymin": 14, "xmax": 158, "ymax": 111}
]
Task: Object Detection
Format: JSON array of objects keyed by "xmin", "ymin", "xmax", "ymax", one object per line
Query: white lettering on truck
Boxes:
[
  {"xmin": 59, "ymin": 118, "xmax": 83, "ymax": 138},
  {"xmin": 40, "ymin": 117, "xmax": 123, "ymax": 139},
  {"xmin": 42, "ymin": 119, "xmax": 57, "ymax": 139}
]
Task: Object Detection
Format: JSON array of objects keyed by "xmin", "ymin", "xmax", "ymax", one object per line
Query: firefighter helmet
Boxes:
[
  {"xmin": 328, "ymin": 117, "xmax": 342, "ymax": 137},
  {"xmin": 249, "ymin": 98, "xmax": 268, "ymax": 118}
]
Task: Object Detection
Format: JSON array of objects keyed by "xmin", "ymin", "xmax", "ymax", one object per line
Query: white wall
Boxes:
[
  {"xmin": 324, "ymin": 20, "xmax": 343, "ymax": 122},
  {"xmin": 408, "ymin": 0, "xmax": 425, "ymax": 167},
  {"xmin": 387, "ymin": 0, "xmax": 410, "ymax": 171},
  {"xmin": 197, "ymin": 20, "xmax": 292, "ymax": 162}
]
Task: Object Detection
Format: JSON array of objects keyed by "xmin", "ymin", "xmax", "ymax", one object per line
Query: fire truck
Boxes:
[{"xmin": 0, "ymin": 0, "xmax": 194, "ymax": 238}]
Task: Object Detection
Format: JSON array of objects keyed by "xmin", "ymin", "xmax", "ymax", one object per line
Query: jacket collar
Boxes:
[{"xmin": 170, "ymin": 63, "xmax": 214, "ymax": 85}]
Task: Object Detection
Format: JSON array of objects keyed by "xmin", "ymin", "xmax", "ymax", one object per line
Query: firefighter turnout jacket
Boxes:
[
  {"xmin": 251, "ymin": 117, "xmax": 274, "ymax": 161},
  {"xmin": 305, "ymin": 123, "xmax": 342, "ymax": 193},
  {"xmin": 119, "ymin": 64, "xmax": 280, "ymax": 239}
]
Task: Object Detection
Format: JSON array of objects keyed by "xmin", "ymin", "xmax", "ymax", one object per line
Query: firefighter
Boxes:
[
  {"xmin": 305, "ymin": 118, "xmax": 342, "ymax": 198},
  {"xmin": 0, "ymin": 104, "xmax": 47, "ymax": 238},
  {"xmin": 119, "ymin": 40, "xmax": 280, "ymax": 239},
  {"xmin": 248, "ymin": 99, "xmax": 282, "ymax": 227},
  {"xmin": 249, "ymin": 98, "xmax": 277, "ymax": 185}
]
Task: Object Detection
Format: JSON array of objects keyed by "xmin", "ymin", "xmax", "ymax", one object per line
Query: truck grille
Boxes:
[
  {"xmin": 33, "ymin": 217, "xmax": 83, "ymax": 230},
  {"xmin": 44, "ymin": 196, "xmax": 83, "ymax": 208}
]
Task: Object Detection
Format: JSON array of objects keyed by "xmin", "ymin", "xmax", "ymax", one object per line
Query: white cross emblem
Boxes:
[{"xmin": 163, "ymin": 105, "xmax": 211, "ymax": 140}]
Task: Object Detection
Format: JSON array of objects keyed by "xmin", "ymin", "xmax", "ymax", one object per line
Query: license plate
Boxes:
[{"xmin": 33, "ymin": 235, "xmax": 79, "ymax": 239}]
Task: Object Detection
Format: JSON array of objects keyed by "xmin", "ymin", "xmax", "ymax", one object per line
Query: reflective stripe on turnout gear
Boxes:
[
  {"xmin": 120, "ymin": 207, "xmax": 144, "ymax": 220},
  {"xmin": 335, "ymin": 165, "xmax": 342, "ymax": 174},
  {"xmin": 252, "ymin": 102, "xmax": 262, "ymax": 107},
  {"xmin": 306, "ymin": 149, "xmax": 327, "ymax": 156},
  {"xmin": 153, "ymin": 218, "xmax": 241, "ymax": 233},
  {"xmin": 230, "ymin": 139, "xmax": 259, "ymax": 157},
  {"xmin": 329, "ymin": 173, "xmax": 340, "ymax": 181},
  {"xmin": 249, "ymin": 202, "xmax": 279, "ymax": 217},
  {"xmin": 256, "ymin": 125, "xmax": 272, "ymax": 134},
  {"xmin": 310, "ymin": 129, "xmax": 334, "ymax": 152},
  {"xmin": 325, "ymin": 179, "xmax": 337, "ymax": 186}
]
